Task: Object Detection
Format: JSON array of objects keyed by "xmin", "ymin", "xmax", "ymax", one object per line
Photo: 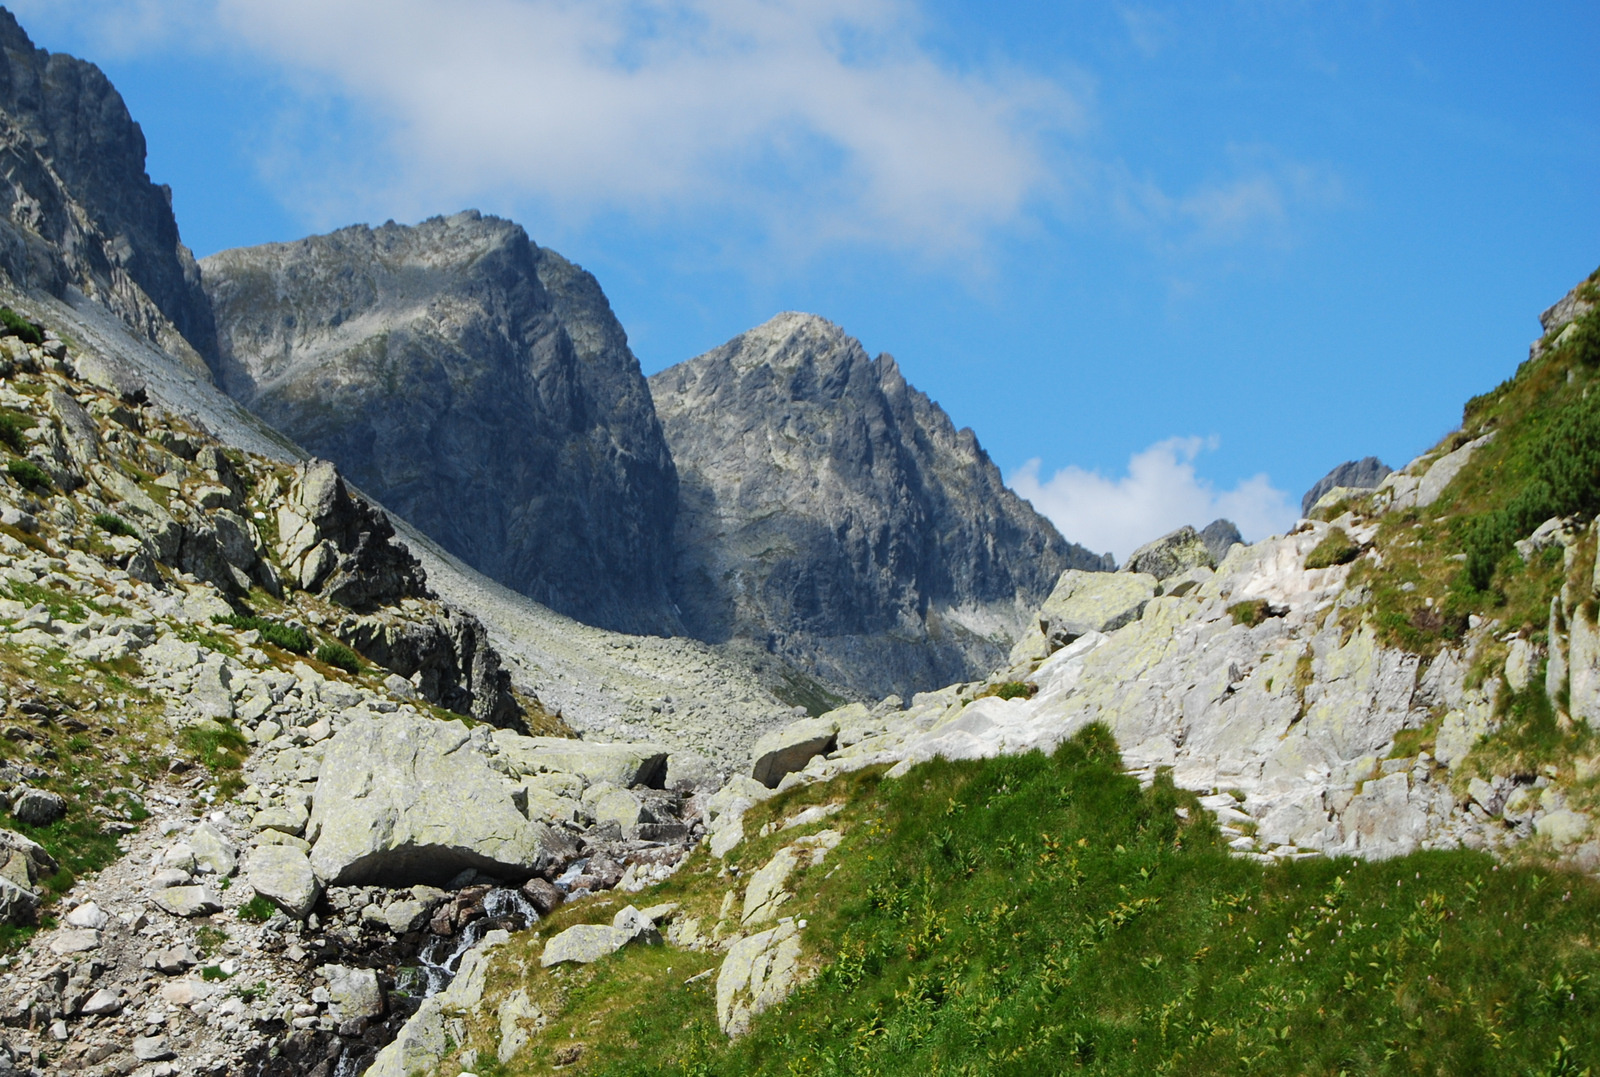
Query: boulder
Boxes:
[
  {"xmin": 490, "ymin": 732, "xmax": 669, "ymax": 788},
  {"xmin": 274, "ymin": 459, "xmax": 428, "ymax": 610},
  {"xmin": 308, "ymin": 713, "xmax": 555, "ymax": 886},
  {"xmin": 152, "ymin": 886, "xmax": 222, "ymax": 918},
  {"xmin": 1034, "ymin": 569, "xmax": 1158, "ymax": 651},
  {"xmin": 1123, "ymin": 526, "xmax": 1214, "ymax": 582},
  {"xmin": 750, "ymin": 717, "xmax": 838, "ymax": 789},
  {"xmin": 246, "ymin": 845, "xmax": 321, "ymax": 920},
  {"xmin": 521, "ymin": 877, "xmax": 564, "ymax": 917},
  {"xmin": 717, "ymin": 919, "xmax": 803, "ymax": 1036},
  {"xmin": 11, "ymin": 788, "xmax": 65, "ymax": 827},
  {"xmin": 188, "ymin": 823, "xmax": 237, "ymax": 876},
  {"xmin": 322, "ymin": 964, "xmax": 384, "ymax": 1021},
  {"xmin": 539, "ymin": 923, "xmax": 635, "ymax": 967},
  {"xmin": 1199, "ymin": 518, "xmax": 1244, "ymax": 562}
]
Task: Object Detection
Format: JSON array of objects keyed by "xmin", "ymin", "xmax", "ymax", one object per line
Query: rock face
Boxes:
[
  {"xmin": 202, "ymin": 212, "xmax": 679, "ymax": 635},
  {"xmin": 0, "ymin": 12, "xmax": 216, "ymax": 365},
  {"xmin": 1123, "ymin": 526, "xmax": 1214, "ymax": 582},
  {"xmin": 307, "ymin": 713, "xmax": 555, "ymax": 886},
  {"xmin": 1301, "ymin": 457, "xmax": 1392, "ymax": 516},
  {"xmin": 650, "ymin": 313, "xmax": 1107, "ymax": 699}
]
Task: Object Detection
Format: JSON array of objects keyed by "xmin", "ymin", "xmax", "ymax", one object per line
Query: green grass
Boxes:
[
  {"xmin": 4, "ymin": 580, "xmax": 88, "ymax": 622},
  {"xmin": 463, "ymin": 727, "xmax": 1600, "ymax": 1077},
  {"xmin": 1303, "ymin": 528, "xmax": 1359, "ymax": 570},
  {"xmin": 91, "ymin": 512, "xmax": 138, "ymax": 538},
  {"xmin": 974, "ymin": 681, "xmax": 1035, "ymax": 702},
  {"xmin": 215, "ymin": 613, "xmax": 311, "ymax": 654},
  {"xmin": 11, "ymin": 814, "xmax": 123, "ymax": 899},
  {"xmin": 6, "ymin": 458, "xmax": 50, "ymax": 493},
  {"xmin": 238, "ymin": 895, "xmax": 276, "ymax": 923},
  {"xmin": 1228, "ymin": 600, "xmax": 1272, "ymax": 627},
  {"xmin": 178, "ymin": 722, "xmax": 250, "ymax": 797},
  {"xmin": 0, "ymin": 411, "xmax": 30, "ymax": 454},
  {"xmin": 315, "ymin": 641, "xmax": 363, "ymax": 675}
]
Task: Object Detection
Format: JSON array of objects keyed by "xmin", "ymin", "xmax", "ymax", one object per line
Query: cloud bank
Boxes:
[{"xmin": 1010, "ymin": 437, "xmax": 1297, "ymax": 564}]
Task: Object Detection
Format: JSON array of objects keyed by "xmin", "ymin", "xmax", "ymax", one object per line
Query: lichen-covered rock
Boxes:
[
  {"xmin": 717, "ymin": 919, "xmax": 803, "ymax": 1036},
  {"xmin": 322, "ymin": 964, "xmax": 384, "ymax": 1021},
  {"xmin": 1032, "ymin": 569, "xmax": 1158, "ymax": 653},
  {"xmin": 151, "ymin": 885, "xmax": 222, "ymax": 918},
  {"xmin": 10, "ymin": 788, "xmax": 64, "ymax": 826},
  {"xmin": 308, "ymin": 713, "xmax": 555, "ymax": 886},
  {"xmin": 751, "ymin": 716, "xmax": 838, "ymax": 789},
  {"xmin": 1123, "ymin": 526, "xmax": 1214, "ymax": 581},
  {"xmin": 245, "ymin": 845, "xmax": 321, "ymax": 920}
]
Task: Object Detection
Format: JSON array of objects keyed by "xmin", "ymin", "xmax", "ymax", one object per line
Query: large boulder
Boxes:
[
  {"xmin": 1035, "ymin": 570, "xmax": 1158, "ymax": 651},
  {"xmin": 750, "ymin": 717, "xmax": 838, "ymax": 789},
  {"xmin": 717, "ymin": 919, "xmax": 803, "ymax": 1036},
  {"xmin": 338, "ymin": 605, "xmax": 523, "ymax": 730},
  {"xmin": 1123, "ymin": 526, "xmax": 1214, "ymax": 582},
  {"xmin": 245, "ymin": 845, "xmax": 321, "ymax": 919},
  {"xmin": 490, "ymin": 732, "xmax": 669, "ymax": 789},
  {"xmin": 274, "ymin": 459, "xmax": 429, "ymax": 611},
  {"xmin": 308, "ymin": 714, "xmax": 556, "ymax": 886}
]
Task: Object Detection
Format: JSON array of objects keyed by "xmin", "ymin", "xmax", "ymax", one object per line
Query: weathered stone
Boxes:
[
  {"xmin": 540, "ymin": 923, "xmax": 636, "ymax": 967},
  {"xmin": 79, "ymin": 988, "xmax": 122, "ymax": 1016},
  {"xmin": 322, "ymin": 964, "xmax": 384, "ymax": 1021},
  {"xmin": 308, "ymin": 713, "xmax": 555, "ymax": 886},
  {"xmin": 246, "ymin": 844, "xmax": 321, "ymax": 919},
  {"xmin": 497, "ymin": 989, "xmax": 542, "ymax": 1065},
  {"xmin": 365, "ymin": 931, "xmax": 509, "ymax": 1077},
  {"xmin": 1124, "ymin": 526, "xmax": 1214, "ymax": 581},
  {"xmin": 151, "ymin": 885, "xmax": 221, "ymax": 918},
  {"xmin": 188, "ymin": 822, "xmax": 237, "ymax": 876},
  {"xmin": 751, "ymin": 717, "xmax": 838, "ymax": 789},
  {"xmin": 521, "ymin": 877, "xmax": 564, "ymax": 917},
  {"xmin": 1035, "ymin": 569, "xmax": 1157, "ymax": 650},
  {"xmin": 490, "ymin": 732, "xmax": 669, "ymax": 788},
  {"xmin": 10, "ymin": 787, "xmax": 64, "ymax": 826},
  {"xmin": 48, "ymin": 929, "xmax": 100, "ymax": 955},
  {"xmin": 1536, "ymin": 810, "xmax": 1591, "ymax": 847},
  {"xmin": 383, "ymin": 899, "xmax": 429, "ymax": 934},
  {"xmin": 1301, "ymin": 458, "xmax": 1392, "ymax": 517},
  {"xmin": 717, "ymin": 919, "xmax": 803, "ymax": 1036},
  {"xmin": 132, "ymin": 1037, "xmax": 176, "ymax": 1063},
  {"xmin": 742, "ymin": 847, "xmax": 799, "ymax": 925}
]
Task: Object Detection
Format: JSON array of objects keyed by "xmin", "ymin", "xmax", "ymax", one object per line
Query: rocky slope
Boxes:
[
  {"xmin": 0, "ymin": 11, "xmax": 216, "ymax": 369},
  {"xmin": 201, "ymin": 214, "xmax": 680, "ymax": 636},
  {"xmin": 650, "ymin": 312, "xmax": 1109, "ymax": 700}
]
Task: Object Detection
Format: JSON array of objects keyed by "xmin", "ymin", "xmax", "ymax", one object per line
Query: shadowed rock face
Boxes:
[
  {"xmin": 1301, "ymin": 457, "xmax": 1392, "ymax": 516},
  {"xmin": 650, "ymin": 312, "xmax": 1109, "ymax": 699},
  {"xmin": 201, "ymin": 212, "xmax": 680, "ymax": 635},
  {"xmin": 0, "ymin": 12, "xmax": 216, "ymax": 364}
]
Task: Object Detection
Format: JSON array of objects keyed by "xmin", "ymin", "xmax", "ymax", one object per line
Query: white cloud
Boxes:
[
  {"xmin": 23, "ymin": 0, "xmax": 1083, "ymax": 253},
  {"xmin": 1009, "ymin": 436, "xmax": 1296, "ymax": 563}
]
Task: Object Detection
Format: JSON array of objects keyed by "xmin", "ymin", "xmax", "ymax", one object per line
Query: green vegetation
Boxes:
[
  {"xmin": 315, "ymin": 641, "xmax": 363, "ymax": 675},
  {"xmin": 974, "ymin": 681, "xmax": 1035, "ymax": 702},
  {"xmin": 5, "ymin": 458, "xmax": 50, "ymax": 493},
  {"xmin": 0, "ymin": 307, "xmax": 43, "ymax": 346},
  {"xmin": 4, "ymin": 579, "xmax": 88, "ymax": 622},
  {"xmin": 216, "ymin": 613, "xmax": 311, "ymax": 654},
  {"xmin": 12, "ymin": 814, "xmax": 122, "ymax": 900},
  {"xmin": 1303, "ymin": 528, "xmax": 1359, "ymax": 570},
  {"xmin": 1227, "ymin": 600, "xmax": 1272, "ymax": 627},
  {"xmin": 178, "ymin": 722, "xmax": 250, "ymax": 797},
  {"xmin": 238, "ymin": 895, "xmax": 276, "ymax": 923},
  {"xmin": 0, "ymin": 411, "xmax": 30, "ymax": 453},
  {"xmin": 195, "ymin": 924, "xmax": 228, "ymax": 958},
  {"xmin": 467, "ymin": 728, "xmax": 1600, "ymax": 1076},
  {"xmin": 91, "ymin": 512, "xmax": 138, "ymax": 538}
]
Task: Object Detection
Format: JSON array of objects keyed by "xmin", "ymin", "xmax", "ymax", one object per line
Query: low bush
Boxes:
[
  {"xmin": 6, "ymin": 458, "xmax": 50, "ymax": 493},
  {"xmin": 92, "ymin": 512, "xmax": 137, "ymax": 538},
  {"xmin": 237, "ymin": 895, "xmax": 276, "ymax": 923},
  {"xmin": 316, "ymin": 641, "xmax": 362, "ymax": 675},
  {"xmin": 0, "ymin": 307, "xmax": 43, "ymax": 346},
  {"xmin": 216, "ymin": 613, "xmax": 311, "ymax": 654},
  {"xmin": 1304, "ymin": 528, "xmax": 1359, "ymax": 569},
  {"xmin": 0, "ymin": 412, "xmax": 27, "ymax": 453}
]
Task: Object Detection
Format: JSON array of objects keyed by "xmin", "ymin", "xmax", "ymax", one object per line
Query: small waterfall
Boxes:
[{"xmin": 412, "ymin": 887, "xmax": 540, "ymax": 997}]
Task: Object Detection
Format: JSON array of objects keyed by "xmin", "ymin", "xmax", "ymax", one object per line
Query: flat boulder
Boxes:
[
  {"xmin": 152, "ymin": 886, "xmax": 221, "ymax": 918},
  {"xmin": 750, "ymin": 717, "xmax": 838, "ymax": 789},
  {"xmin": 309, "ymin": 714, "xmax": 555, "ymax": 886},
  {"xmin": 490, "ymin": 732, "xmax": 669, "ymax": 788}
]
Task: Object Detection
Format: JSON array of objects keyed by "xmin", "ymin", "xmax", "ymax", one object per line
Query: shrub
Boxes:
[
  {"xmin": 1228, "ymin": 599, "xmax": 1272, "ymax": 627},
  {"xmin": 1304, "ymin": 528, "xmax": 1359, "ymax": 569},
  {"xmin": 316, "ymin": 641, "xmax": 363, "ymax": 675},
  {"xmin": 216, "ymin": 613, "xmax": 311, "ymax": 654},
  {"xmin": 0, "ymin": 413, "xmax": 27, "ymax": 453},
  {"xmin": 6, "ymin": 458, "xmax": 49, "ymax": 493},
  {"xmin": 0, "ymin": 308, "xmax": 42, "ymax": 346},
  {"xmin": 238, "ymin": 895, "xmax": 276, "ymax": 923},
  {"xmin": 92, "ymin": 512, "xmax": 137, "ymax": 537}
]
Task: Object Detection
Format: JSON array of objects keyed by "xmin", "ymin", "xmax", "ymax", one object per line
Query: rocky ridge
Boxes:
[{"xmin": 650, "ymin": 312, "xmax": 1109, "ymax": 700}]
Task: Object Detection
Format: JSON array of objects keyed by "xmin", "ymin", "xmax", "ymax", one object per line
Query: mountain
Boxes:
[
  {"xmin": 0, "ymin": 9, "xmax": 216, "ymax": 367},
  {"xmin": 650, "ymin": 312, "xmax": 1110, "ymax": 699},
  {"xmin": 200, "ymin": 213, "xmax": 681, "ymax": 636}
]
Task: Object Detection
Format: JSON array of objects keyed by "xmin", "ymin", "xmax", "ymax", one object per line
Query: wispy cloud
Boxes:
[{"xmin": 1009, "ymin": 436, "xmax": 1297, "ymax": 562}]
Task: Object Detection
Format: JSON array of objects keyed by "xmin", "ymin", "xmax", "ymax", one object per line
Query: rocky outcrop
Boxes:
[
  {"xmin": 1123, "ymin": 525, "xmax": 1214, "ymax": 581},
  {"xmin": 0, "ymin": 12, "xmax": 216, "ymax": 365},
  {"xmin": 650, "ymin": 312, "xmax": 1107, "ymax": 700},
  {"xmin": 201, "ymin": 213, "xmax": 680, "ymax": 635},
  {"xmin": 274, "ymin": 458, "xmax": 428, "ymax": 611},
  {"xmin": 1301, "ymin": 457, "xmax": 1392, "ymax": 516},
  {"xmin": 1199, "ymin": 518, "xmax": 1243, "ymax": 563},
  {"xmin": 336, "ymin": 603, "xmax": 520, "ymax": 730}
]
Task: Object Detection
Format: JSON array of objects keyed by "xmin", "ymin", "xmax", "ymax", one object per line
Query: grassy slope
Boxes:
[{"xmin": 462, "ymin": 728, "xmax": 1600, "ymax": 1077}]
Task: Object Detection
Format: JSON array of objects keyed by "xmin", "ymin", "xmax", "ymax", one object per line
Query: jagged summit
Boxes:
[
  {"xmin": 650, "ymin": 312, "xmax": 1109, "ymax": 699},
  {"xmin": 0, "ymin": 10, "xmax": 217, "ymax": 364},
  {"xmin": 202, "ymin": 211, "xmax": 682, "ymax": 637}
]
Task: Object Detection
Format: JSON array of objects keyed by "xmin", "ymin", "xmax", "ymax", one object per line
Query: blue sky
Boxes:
[{"xmin": 12, "ymin": 1, "xmax": 1599, "ymax": 559}]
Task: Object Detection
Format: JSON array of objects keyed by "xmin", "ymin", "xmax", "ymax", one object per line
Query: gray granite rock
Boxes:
[
  {"xmin": 1301, "ymin": 457, "xmax": 1392, "ymax": 517},
  {"xmin": 651, "ymin": 312, "xmax": 1108, "ymax": 699}
]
